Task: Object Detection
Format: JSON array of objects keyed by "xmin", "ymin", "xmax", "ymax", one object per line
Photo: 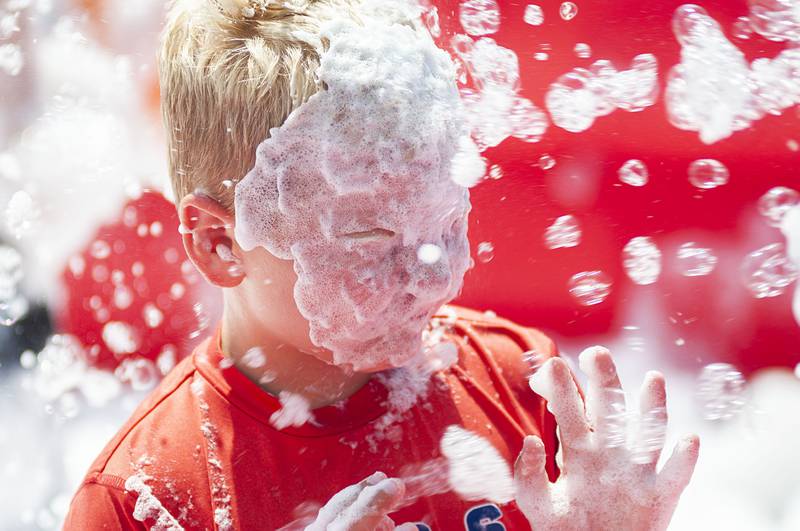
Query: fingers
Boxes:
[
  {"xmin": 578, "ymin": 346, "xmax": 627, "ymax": 447},
  {"xmin": 529, "ymin": 358, "xmax": 592, "ymax": 450},
  {"xmin": 330, "ymin": 477, "xmax": 405, "ymax": 531},
  {"xmin": 657, "ymin": 434, "xmax": 700, "ymax": 498},
  {"xmin": 513, "ymin": 435, "xmax": 551, "ymax": 517},
  {"xmin": 631, "ymin": 371, "xmax": 668, "ymax": 467},
  {"xmin": 308, "ymin": 472, "xmax": 387, "ymax": 530}
]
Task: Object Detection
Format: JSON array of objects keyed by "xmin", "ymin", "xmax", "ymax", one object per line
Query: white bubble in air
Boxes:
[
  {"xmin": 574, "ymin": 42, "xmax": 592, "ymax": 59},
  {"xmin": 696, "ymin": 362, "xmax": 746, "ymax": 421},
  {"xmin": 758, "ymin": 186, "xmax": 799, "ymax": 227},
  {"xmin": 544, "ymin": 215, "xmax": 581, "ymax": 249},
  {"xmin": 622, "ymin": 236, "xmax": 662, "ymax": 285},
  {"xmin": 741, "ymin": 242, "xmax": 799, "ymax": 299},
  {"xmin": 559, "ymin": 1, "xmax": 578, "ymax": 21},
  {"xmin": 618, "ymin": 159, "xmax": 649, "ymax": 187},
  {"xmin": 568, "ymin": 270, "xmax": 613, "ymax": 306},
  {"xmin": 523, "ymin": 4, "xmax": 544, "ymax": 26},
  {"xmin": 688, "ymin": 159, "xmax": 729, "ymax": 189},
  {"xmin": 476, "ymin": 241, "xmax": 495, "ymax": 263},
  {"xmin": 459, "ymin": 0, "xmax": 500, "ymax": 36},
  {"xmin": 677, "ymin": 242, "xmax": 717, "ymax": 277}
]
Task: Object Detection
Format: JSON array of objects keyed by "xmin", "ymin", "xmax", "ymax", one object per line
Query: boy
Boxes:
[{"xmin": 64, "ymin": 0, "xmax": 699, "ymax": 529}]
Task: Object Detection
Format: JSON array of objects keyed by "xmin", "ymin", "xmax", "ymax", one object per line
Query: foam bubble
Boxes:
[
  {"xmin": 546, "ymin": 54, "xmax": 659, "ymax": 133},
  {"xmin": 235, "ymin": 3, "xmax": 473, "ymax": 371},
  {"xmin": 667, "ymin": 4, "xmax": 800, "ymax": 144},
  {"xmin": 440, "ymin": 425, "xmax": 514, "ymax": 503}
]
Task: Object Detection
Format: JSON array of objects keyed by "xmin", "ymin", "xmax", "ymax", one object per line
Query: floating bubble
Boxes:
[
  {"xmin": 19, "ymin": 349, "xmax": 36, "ymax": 369},
  {"xmin": 523, "ymin": 4, "xmax": 544, "ymax": 26},
  {"xmin": 142, "ymin": 303, "xmax": 164, "ymax": 328},
  {"xmin": 696, "ymin": 362, "xmax": 746, "ymax": 421},
  {"xmin": 508, "ymin": 97, "xmax": 549, "ymax": 143},
  {"xmin": 534, "ymin": 52, "xmax": 549, "ymax": 61},
  {"xmin": 90, "ymin": 240, "xmax": 112, "ymax": 260},
  {"xmin": 488, "ymin": 164, "xmax": 503, "ymax": 180},
  {"xmin": 688, "ymin": 159, "xmax": 729, "ymax": 189},
  {"xmin": 546, "ymin": 54, "xmax": 659, "ymax": 133},
  {"xmin": 677, "ymin": 242, "xmax": 718, "ymax": 277},
  {"xmin": 476, "ymin": 241, "xmax": 495, "ymax": 263},
  {"xmin": 559, "ymin": 1, "xmax": 578, "ymax": 21},
  {"xmin": 6, "ymin": 190, "xmax": 39, "ymax": 239},
  {"xmin": 618, "ymin": 159, "xmax": 649, "ymax": 187},
  {"xmin": 538, "ymin": 153, "xmax": 556, "ymax": 170},
  {"xmin": 758, "ymin": 186, "xmax": 799, "ymax": 227},
  {"xmin": 574, "ymin": 42, "xmax": 592, "ymax": 59},
  {"xmin": 748, "ymin": 0, "xmax": 800, "ymax": 42},
  {"xmin": 631, "ymin": 406, "xmax": 667, "ymax": 464},
  {"xmin": 0, "ymin": 43, "xmax": 23, "ymax": 76},
  {"xmin": 115, "ymin": 357, "xmax": 159, "ymax": 392},
  {"xmin": 544, "ymin": 215, "xmax": 581, "ymax": 249},
  {"xmin": 417, "ymin": 243, "xmax": 443, "ymax": 264},
  {"xmin": 568, "ymin": 270, "xmax": 613, "ymax": 306},
  {"xmin": 741, "ymin": 243, "xmax": 799, "ymax": 299},
  {"xmin": 102, "ymin": 321, "xmax": 140, "ymax": 356},
  {"xmin": 623, "ymin": 236, "xmax": 662, "ymax": 285},
  {"xmin": 156, "ymin": 346, "xmax": 177, "ymax": 375},
  {"xmin": 459, "ymin": 0, "xmax": 500, "ymax": 36}
]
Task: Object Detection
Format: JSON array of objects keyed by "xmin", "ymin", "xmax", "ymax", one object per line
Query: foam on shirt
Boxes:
[{"xmin": 234, "ymin": 0, "xmax": 474, "ymax": 371}]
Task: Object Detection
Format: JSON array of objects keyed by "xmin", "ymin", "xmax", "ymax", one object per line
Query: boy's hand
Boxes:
[
  {"xmin": 515, "ymin": 347, "xmax": 700, "ymax": 531},
  {"xmin": 305, "ymin": 472, "xmax": 415, "ymax": 531}
]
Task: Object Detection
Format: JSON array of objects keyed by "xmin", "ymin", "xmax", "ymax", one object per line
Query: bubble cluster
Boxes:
[
  {"xmin": 459, "ymin": 0, "xmax": 500, "ymax": 37},
  {"xmin": 546, "ymin": 54, "xmax": 659, "ymax": 133},
  {"xmin": 667, "ymin": 4, "xmax": 800, "ymax": 144},
  {"xmin": 748, "ymin": 0, "xmax": 800, "ymax": 42},
  {"xmin": 758, "ymin": 186, "xmax": 799, "ymax": 227},
  {"xmin": 523, "ymin": 4, "xmax": 544, "ymax": 26},
  {"xmin": 0, "ymin": 245, "xmax": 27, "ymax": 326},
  {"xmin": 544, "ymin": 215, "xmax": 581, "ymax": 249},
  {"xmin": 568, "ymin": 270, "xmax": 613, "ymax": 306},
  {"xmin": 0, "ymin": 42, "xmax": 22, "ymax": 76},
  {"xmin": 6, "ymin": 190, "xmax": 40, "ymax": 239},
  {"xmin": 453, "ymin": 35, "xmax": 549, "ymax": 150},
  {"xmin": 114, "ymin": 357, "xmax": 159, "ymax": 392},
  {"xmin": 696, "ymin": 363, "xmax": 746, "ymax": 421},
  {"xmin": 688, "ymin": 159, "xmax": 729, "ymax": 189},
  {"xmin": 741, "ymin": 243, "xmax": 799, "ymax": 298},
  {"xmin": 618, "ymin": 159, "xmax": 649, "ymax": 187},
  {"xmin": 677, "ymin": 242, "xmax": 718, "ymax": 277},
  {"xmin": 622, "ymin": 236, "xmax": 662, "ymax": 285},
  {"xmin": 234, "ymin": 7, "xmax": 473, "ymax": 371}
]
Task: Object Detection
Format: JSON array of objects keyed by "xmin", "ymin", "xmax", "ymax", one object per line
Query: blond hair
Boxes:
[{"xmin": 158, "ymin": 0, "xmax": 360, "ymax": 210}]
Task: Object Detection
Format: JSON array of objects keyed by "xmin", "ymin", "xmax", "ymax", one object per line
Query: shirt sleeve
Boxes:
[{"xmin": 62, "ymin": 476, "xmax": 144, "ymax": 531}]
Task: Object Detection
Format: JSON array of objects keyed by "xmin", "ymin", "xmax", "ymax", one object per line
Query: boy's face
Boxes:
[{"xmin": 232, "ymin": 9, "xmax": 475, "ymax": 372}]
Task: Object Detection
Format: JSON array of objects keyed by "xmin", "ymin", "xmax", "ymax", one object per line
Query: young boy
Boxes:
[{"xmin": 64, "ymin": 0, "xmax": 699, "ymax": 529}]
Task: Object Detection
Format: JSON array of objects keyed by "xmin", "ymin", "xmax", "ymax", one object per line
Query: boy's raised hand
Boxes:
[
  {"xmin": 305, "ymin": 472, "xmax": 416, "ymax": 531},
  {"xmin": 515, "ymin": 347, "xmax": 700, "ymax": 531}
]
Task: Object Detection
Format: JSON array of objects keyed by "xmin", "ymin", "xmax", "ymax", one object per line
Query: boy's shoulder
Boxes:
[{"xmin": 69, "ymin": 345, "xmax": 210, "ymax": 512}]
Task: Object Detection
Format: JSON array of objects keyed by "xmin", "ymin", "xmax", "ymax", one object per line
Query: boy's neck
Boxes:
[{"xmin": 220, "ymin": 312, "xmax": 371, "ymax": 410}]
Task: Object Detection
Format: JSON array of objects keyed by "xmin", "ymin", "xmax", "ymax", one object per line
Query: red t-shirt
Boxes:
[{"xmin": 63, "ymin": 305, "xmax": 560, "ymax": 530}]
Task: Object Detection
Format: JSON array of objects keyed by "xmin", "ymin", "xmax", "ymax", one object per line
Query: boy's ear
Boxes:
[{"xmin": 179, "ymin": 193, "xmax": 244, "ymax": 288}]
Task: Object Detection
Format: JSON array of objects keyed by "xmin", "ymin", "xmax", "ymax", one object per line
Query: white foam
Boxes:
[
  {"xmin": 124, "ymin": 473, "xmax": 184, "ymax": 530},
  {"xmin": 440, "ymin": 425, "xmax": 514, "ymax": 504},
  {"xmin": 269, "ymin": 391, "xmax": 313, "ymax": 430},
  {"xmin": 546, "ymin": 54, "xmax": 659, "ymax": 133},
  {"xmin": 234, "ymin": 1, "xmax": 473, "ymax": 371},
  {"xmin": 666, "ymin": 4, "xmax": 800, "ymax": 144}
]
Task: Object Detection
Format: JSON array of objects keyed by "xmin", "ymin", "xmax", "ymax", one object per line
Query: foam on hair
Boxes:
[{"xmin": 234, "ymin": 0, "xmax": 475, "ymax": 371}]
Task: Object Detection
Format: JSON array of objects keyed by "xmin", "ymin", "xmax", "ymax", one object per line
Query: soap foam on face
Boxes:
[{"xmin": 235, "ymin": 0, "xmax": 474, "ymax": 371}]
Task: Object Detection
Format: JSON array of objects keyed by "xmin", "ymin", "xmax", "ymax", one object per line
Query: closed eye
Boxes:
[{"xmin": 341, "ymin": 228, "xmax": 396, "ymax": 239}]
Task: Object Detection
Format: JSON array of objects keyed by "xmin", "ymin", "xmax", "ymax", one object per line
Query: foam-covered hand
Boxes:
[
  {"xmin": 515, "ymin": 347, "xmax": 700, "ymax": 531},
  {"xmin": 305, "ymin": 472, "xmax": 415, "ymax": 531}
]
